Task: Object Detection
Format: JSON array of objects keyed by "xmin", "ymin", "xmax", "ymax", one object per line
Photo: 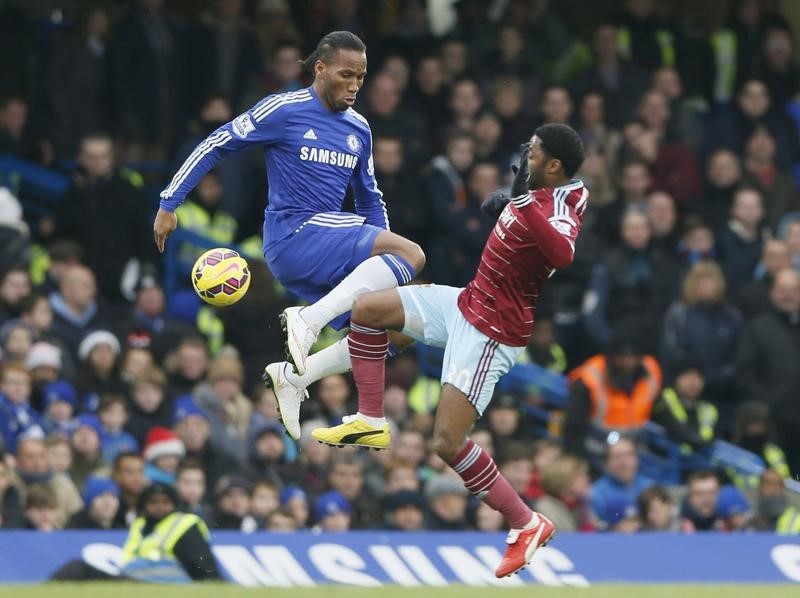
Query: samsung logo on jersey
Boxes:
[{"xmin": 299, "ymin": 146, "xmax": 358, "ymax": 169}]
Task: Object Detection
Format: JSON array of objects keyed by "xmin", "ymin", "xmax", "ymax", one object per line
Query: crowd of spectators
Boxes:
[{"xmin": 1, "ymin": 0, "xmax": 800, "ymax": 535}]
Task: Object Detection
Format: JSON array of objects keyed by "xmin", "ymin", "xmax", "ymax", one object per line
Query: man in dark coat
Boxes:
[{"xmin": 735, "ymin": 268, "xmax": 800, "ymax": 475}]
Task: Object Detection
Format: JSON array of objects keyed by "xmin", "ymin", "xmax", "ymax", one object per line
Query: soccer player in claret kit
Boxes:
[
  {"xmin": 313, "ymin": 123, "xmax": 588, "ymax": 577},
  {"xmin": 152, "ymin": 32, "xmax": 424, "ymax": 440}
]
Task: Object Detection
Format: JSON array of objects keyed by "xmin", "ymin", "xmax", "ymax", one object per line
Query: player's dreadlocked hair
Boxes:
[
  {"xmin": 301, "ymin": 31, "xmax": 367, "ymax": 73},
  {"xmin": 534, "ymin": 123, "xmax": 586, "ymax": 178}
]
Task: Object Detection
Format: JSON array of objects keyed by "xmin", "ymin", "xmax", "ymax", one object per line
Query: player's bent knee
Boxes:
[
  {"xmin": 351, "ymin": 294, "xmax": 379, "ymax": 324},
  {"xmin": 393, "ymin": 239, "xmax": 425, "ymax": 273},
  {"xmin": 406, "ymin": 242, "xmax": 426, "ymax": 273},
  {"xmin": 351, "ymin": 292, "xmax": 399, "ymax": 329}
]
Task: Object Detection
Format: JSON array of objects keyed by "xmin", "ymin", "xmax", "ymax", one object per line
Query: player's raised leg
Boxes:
[
  {"xmin": 310, "ymin": 289, "xmax": 407, "ymax": 449},
  {"xmin": 433, "ymin": 384, "xmax": 555, "ymax": 577},
  {"xmin": 283, "ymin": 230, "xmax": 424, "ymax": 375}
]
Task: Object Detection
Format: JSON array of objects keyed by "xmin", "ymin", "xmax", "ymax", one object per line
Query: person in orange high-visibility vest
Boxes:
[{"xmin": 564, "ymin": 330, "xmax": 662, "ymax": 456}]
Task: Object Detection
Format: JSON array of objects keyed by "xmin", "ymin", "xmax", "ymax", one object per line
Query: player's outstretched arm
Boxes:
[{"xmin": 154, "ymin": 91, "xmax": 304, "ymax": 249}]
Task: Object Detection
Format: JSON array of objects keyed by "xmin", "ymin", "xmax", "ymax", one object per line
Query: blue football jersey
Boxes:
[{"xmin": 159, "ymin": 86, "xmax": 388, "ymax": 247}]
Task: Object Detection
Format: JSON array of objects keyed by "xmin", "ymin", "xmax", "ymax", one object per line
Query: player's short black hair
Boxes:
[
  {"xmin": 301, "ymin": 31, "xmax": 367, "ymax": 73},
  {"xmin": 534, "ymin": 123, "xmax": 585, "ymax": 178}
]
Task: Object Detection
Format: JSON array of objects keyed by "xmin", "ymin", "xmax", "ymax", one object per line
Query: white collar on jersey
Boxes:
[{"xmin": 555, "ymin": 178, "xmax": 584, "ymax": 192}]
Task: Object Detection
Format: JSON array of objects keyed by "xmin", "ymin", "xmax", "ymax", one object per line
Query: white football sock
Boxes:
[
  {"xmin": 285, "ymin": 337, "xmax": 351, "ymax": 387},
  {"xmin": 300, "ymin": 256, "xmax": 400, "ymax": 334},
  {"xmin": 356, "ymin": 412, "xmax": 386, "ymax": 427}
]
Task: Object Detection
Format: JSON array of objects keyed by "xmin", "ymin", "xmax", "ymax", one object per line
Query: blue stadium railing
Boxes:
[{"xmin": 3, "ymin": 153, "xmax": 799, "ymax": 494}]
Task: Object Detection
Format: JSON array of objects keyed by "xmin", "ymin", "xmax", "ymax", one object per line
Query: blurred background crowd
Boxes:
[{"xmin": 1, "ymin": 0, "xmax": 800, "ymax": 537}]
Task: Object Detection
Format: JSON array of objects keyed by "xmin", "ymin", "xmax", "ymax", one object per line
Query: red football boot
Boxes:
[{"xmin": 495, "ymin": 513, "xmax": 556, "ymax": 578}]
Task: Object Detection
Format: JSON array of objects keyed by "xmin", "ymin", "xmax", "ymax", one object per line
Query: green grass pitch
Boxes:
[{"xmin": 4, "ymin": 584, "xmax": 797, "ymax": 597}]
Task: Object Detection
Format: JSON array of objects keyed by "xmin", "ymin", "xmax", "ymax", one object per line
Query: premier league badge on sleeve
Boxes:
[{"xmin": 346, "ymin": 134, "xmax": 361, "ymax": 153}]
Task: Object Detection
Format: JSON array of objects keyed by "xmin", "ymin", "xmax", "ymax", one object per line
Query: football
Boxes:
[{"xmin": 191, "ymin": 248, "xmax": 251, "ymax": 307}]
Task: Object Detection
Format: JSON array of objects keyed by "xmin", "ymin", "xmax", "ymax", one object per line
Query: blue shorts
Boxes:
[
  {"xmin": 264, "ymin": 212, "xmax": 383, "ymax": 330},
  {"xmin": 397, "ymin": 284, "xmax": 524, "ymax": 416}
]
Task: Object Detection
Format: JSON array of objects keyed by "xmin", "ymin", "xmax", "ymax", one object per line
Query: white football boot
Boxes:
[
  {"xmin": 280, "ymin": 306, "xmax": 318, "ymax": 376},
  {"xmin": 262, "ymin": 361, "xmax": 308, "ymax": 440}
]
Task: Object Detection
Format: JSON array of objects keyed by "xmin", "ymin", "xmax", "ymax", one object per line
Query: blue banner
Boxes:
[{"xmin": 1, "ymin": 531, "xmax": 799, "ymax": 586}]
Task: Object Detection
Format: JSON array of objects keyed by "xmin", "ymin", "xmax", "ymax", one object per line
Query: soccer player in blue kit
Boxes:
[{"xmin": 153, "ymin": 32, "xmax": 424, "ymax": 439}]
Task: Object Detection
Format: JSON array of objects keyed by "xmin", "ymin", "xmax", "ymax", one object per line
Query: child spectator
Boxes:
[
  {"xmin": 250, "ymin": 480, "xmax": 279, "ymax": 522},
  {"xmin": 313, "ymin": 490, "xmax": 352, "ymax": 532},
  {"xmin": 67, "ymin": 476, "xmax": 122, "ymax": 530},
  {"xmin": 97, "ymin": 393, "xmax": 138, "ymax": 463},
  {"xmin": 142, "ymin": 426, "xmax": 185, "ymax": 485},
  {"xmin": 279, "ymin": 486, "xmax": 310, "ymax": 529},
  {"xmin": 24, "ymin": 484, "xmax": 59, "ymax": 531},
  {"xmin": 0, "ymin": 363, "xmax": 43, "ymax": 451},
  {"xmin": 40, "ymin": 380, "xmax": 77, "ymax": 437},
  {"xmin": 69, "ymin": 414, "xmax": 110, "ymax": 491},
  {"xmin": 213, "ymin": 475, "xmax": 257, "ymax": 532},
  {"xmin": 266, "ymin": 507, "xmax": 299, "ymax": 532},
  {"xmin": 637, "ymin": 485, "xmax": 679, "ymax": 531},
  {"xmin": 598, "ymin": 494, "xmax": 640, "ymax": 533},
  {"xmin": 716, "ymin": 485, "xmax": 752, "ymax": 532},
  {"xmin": 175, "ymin": 458, "xmax": 209, "ymax": 521}
]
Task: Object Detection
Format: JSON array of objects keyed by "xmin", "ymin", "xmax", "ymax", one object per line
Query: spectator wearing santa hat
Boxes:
[{"xmin": 143, "ymin": 426, "xmax": 185, "ymax": 485}]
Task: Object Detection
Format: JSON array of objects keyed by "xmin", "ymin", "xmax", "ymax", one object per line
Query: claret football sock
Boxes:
[
  {"xmin": 450, "ymin": 439, "xmax": 534, "ymax": 529},
  {"xmin": 348, "ymin": 322, "xmax": 389, "ymax": 419}
]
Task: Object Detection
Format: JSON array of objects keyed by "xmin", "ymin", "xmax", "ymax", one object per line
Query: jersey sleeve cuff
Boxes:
[{"xmin": 158, "ymin": 199, "xmax": 178, "ymax": 213}]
